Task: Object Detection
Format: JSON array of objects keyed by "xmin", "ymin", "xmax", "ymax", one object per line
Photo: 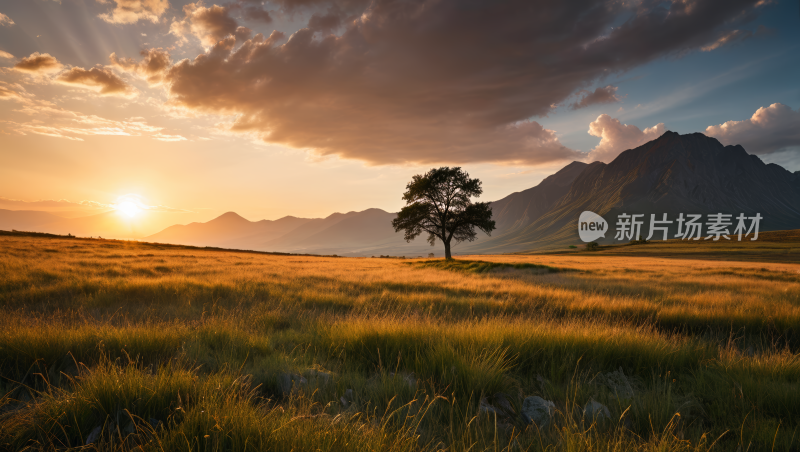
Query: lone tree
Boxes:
[{"xmin": 392, "ymin": 167, "xmax": 495, "ymax": 259}]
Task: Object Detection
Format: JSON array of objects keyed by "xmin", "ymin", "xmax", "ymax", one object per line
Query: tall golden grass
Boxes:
[{"xmin": 0, "ymin": 233, "xmax": 798, "ymax": 451}]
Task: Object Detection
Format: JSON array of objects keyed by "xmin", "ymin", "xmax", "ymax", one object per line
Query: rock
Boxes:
[
  {"xmin": 278, "ymin": 373, "xmax": 308, "ymax": 395},
  {"xmin": 304, "ymin": 369, "xmax": 334, "ymax": 383},
  {"xmin": 149, "ymin": 418, "xmax": 162, "ymax": 430},
  {"xmin": 490, "ymin": 393, "xmax": 515, "ymax": 417},
  {"xmin": 85, "ymin": 426, "xmax": 102, "ymax": 445},
  {"xmin": 583, "ymin": 399, "xmax": 611, "ymax": 423},
  {"xmin": 535, "ymin": 374, "xmax": 549, "ymax": 387},
  {"xmin": 622, "ymin": 413, "xmax": 633, "ymax": 431},
  {"xmin": 479, "ymin": 394, "xmax": 515, "ymax": 418},
  {"xmin": 389, "ymin": 372, "xmax": 416, "ymax": 389},
  {"xmin": 479, "ymin": 397, "xmax": 497, "ymax": 414},
  {"xmin": 602, "ymin": 368, "xmax": 635, "ymax": 399},
  {"xmin": 340, "ymin": 388, "xmax": 355, "ymax": 408},
  {"xmin": 521, "ymin": 396, "xmax": 555, "ymax": 428}
]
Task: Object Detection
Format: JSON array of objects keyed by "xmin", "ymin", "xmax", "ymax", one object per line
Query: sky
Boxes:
[{"xmin": 0, "ymin": 0, "xmax": 798, "ymax": 230}]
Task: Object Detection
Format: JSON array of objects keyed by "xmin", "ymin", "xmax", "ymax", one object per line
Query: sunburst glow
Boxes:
[
  {"xmin": 116, "ymin": 201, "xmax": 141, "ymax": 217},
  {"xmin": 114, "ymin": 196, "xmax": 145, "ymax": 218}
]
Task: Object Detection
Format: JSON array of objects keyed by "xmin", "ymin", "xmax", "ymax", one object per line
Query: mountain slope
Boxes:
[
  {"xmin": 474, "ymin": 131, "xmax": 800, "ymax": 252},
  {"xmin": 258, "ymin": 211, "xmax": 365, "ymax": 251},
  {"xmin": 283, "ymin": 209, "xmax": 396, "ymax": 250},
  {"xmin": 489, "ymin": 161, "xmax": 589, "ymax": 236}
]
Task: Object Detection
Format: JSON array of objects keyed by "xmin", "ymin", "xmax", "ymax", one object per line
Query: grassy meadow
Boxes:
[{"xmin": 1, "ymin": 231, "xmax": 799, "ymax": 451}]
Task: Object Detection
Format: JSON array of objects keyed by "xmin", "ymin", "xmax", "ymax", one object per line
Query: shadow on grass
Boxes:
[{"xmin": 409, "ymin": 259, "xmax": 568, "ymax": 274}]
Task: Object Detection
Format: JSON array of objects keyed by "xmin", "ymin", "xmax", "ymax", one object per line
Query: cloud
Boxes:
[
  {"xmin": 153, "ymin": 133, "xmax": 187, "ymax": 141},
  {"xmin": 0, "ymin": 50, "xmax": 14, "ymax": 59},
  {"xmin": 705, "ymin": 103, "xmax": 800, "ymax": 154},
  {"xmin": 97, "ymin": 0, "xmax": 169, "ymax": 24},
  {"xmin": 0, "ymin": 12, "xmax": 14, "ymax": 26},
  {"xmin": 701, "ymin": 25, "xmax": 775, "ymax": 52},
  {"xmin": 14, "ymin": 52, "xmax": 63, "ymax": 73},
  {"xmin": 1, "ymin": 94, "xmax": 182, "ymax": 143},
  {"xmin": 570, "ymin": 85, "xmax": 622, "ymax": 110},
  {"xmin": 229, "ymin": 0, "xmax": 273, "ymax": 23},
  {"xmin": 110, "ymin": 48, "xmax": 171, "ymax": 84},
  {"xmin": 159, "ymin": 0, "xmax": 766, "ymax": 165},
  {"xmin": 170, "ymin": 3, "xmax": 251, "ymax": 46},
  {"xmin": 0, "ymin": 195, "xmax": 191, "ymax": 214},
  {"xmin": 242, "ymin": 6, "xmax": 272, "ymax": 23},
  {"xmin": 56, "ymin": 66, "xmax": 136, "ymax": 97},
  {"xmin": 0, "ymin": 196, "xmax": 113, "ymax": 212},
  {"xmin": 587, "ymin": 114, "xmax": 666, "ymax": 162},
  {"xmin": 0, "ymin": 82, "xmax": 23, "ymax": 99},
  {"xmin": 307, "ymin": 10, "xmax": 342, "ymax": 33}
]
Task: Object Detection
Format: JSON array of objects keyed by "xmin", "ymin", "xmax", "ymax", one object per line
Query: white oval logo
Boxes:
[{"xmin": 578, "ymin": 211, "xmax": 607, "ymax": 242}]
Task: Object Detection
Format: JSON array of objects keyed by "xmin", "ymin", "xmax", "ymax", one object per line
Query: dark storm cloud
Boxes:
[{"xmin": 158, "ymin": 0, "xmax": 766, "ymax": 165}]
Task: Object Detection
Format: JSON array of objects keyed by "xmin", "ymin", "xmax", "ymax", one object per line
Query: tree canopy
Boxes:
[{"xmin": 392, "ymin": 167, "xmax": 495, "ymax": 259}]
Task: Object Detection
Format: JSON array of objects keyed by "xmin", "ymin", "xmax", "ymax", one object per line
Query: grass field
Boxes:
[
  {"xmin": 1, "ymin": 231, "xmax": 799, "ymax": 451},
  {"xmin": 542, "ymin": 229, "xmax": 800, "ymax": 264}
]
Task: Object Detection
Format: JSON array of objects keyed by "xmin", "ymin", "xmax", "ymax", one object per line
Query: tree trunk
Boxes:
[{"xmin": 444, "ymin": 239, "xmax": 452, "ymax": 260}]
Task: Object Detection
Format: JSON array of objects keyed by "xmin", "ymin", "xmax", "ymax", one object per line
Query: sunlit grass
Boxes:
[{"xmin": 0, "ymin": 234, "xmax": 798, "ymax": 451}]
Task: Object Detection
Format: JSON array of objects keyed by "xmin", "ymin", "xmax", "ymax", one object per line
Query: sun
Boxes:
[
  {"xmin": 114, "ymin": 196, "xmax": 146, "ymax": 218},
  {"xmin": 116, "ymin": 200, "xmax": 141, "ymax": 217}
]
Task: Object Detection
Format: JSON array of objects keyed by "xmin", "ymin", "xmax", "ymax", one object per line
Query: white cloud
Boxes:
[
  {"xmin": 587, "ymin": 114, "xmax": 666, "ymax": 162},
  {"xmin": 0, "ymin": 12, "xmax": 14, "ymax": 26},
  {"xmin": 705, "ymin": 103, "xmax": 800, "ymax": 154},
  {"xmin": 153, "ymin": 133, "xmax": 187, "ymax": 142},
  {"xmin": 1, "ymin": 94, "xmax": 184, "ymax": 144},
  {"xmin": 97, "ymin": 0, "xmax": 169, "ymax": 24}
]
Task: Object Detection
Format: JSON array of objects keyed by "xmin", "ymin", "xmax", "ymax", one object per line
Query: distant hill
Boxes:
[
  {"xmin": 0, "ymin": 209, "xmax": 144, "ymax": 238},
  {"xmin": 0, "ymin": 209, "xmax": 196, "ymax": 240},
  {"xmin": 263, "ymin": 209, "xmax": 397, "ymax": 252},
  {"xmin": 37, "ymin": 210, "xmax": 159, "ymax": 239},
  {"xmin": 145, "ymin": 208, "xmax": 438, "ymax": 257},
  {"xmin": 0, "ymin": 209, "xmax": 65, "ymax": 232},
  {"xmin": 146, "ymin": 212, "xmax": 314, "ymax": 249}
]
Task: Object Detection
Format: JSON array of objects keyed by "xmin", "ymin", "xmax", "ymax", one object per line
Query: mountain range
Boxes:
[{"xmin": 3, "ymin": 132, "xmax": 799, "ymax": 255}]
